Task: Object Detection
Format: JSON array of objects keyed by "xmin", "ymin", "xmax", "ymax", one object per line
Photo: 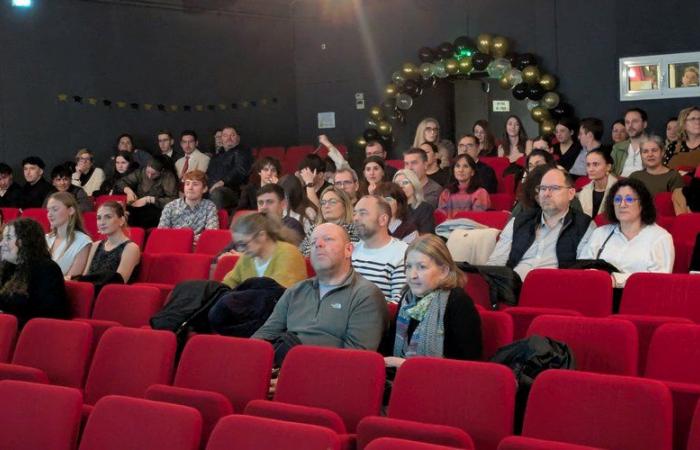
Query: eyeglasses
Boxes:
[
  {"xmin": 334, "ymin": 180, "xmax": 355, "ymax": 187},
  {"xmin": 76, "ymin": 157, "xmax": 92, "ymax": 162},
  {"xmin": 535, "ymin": 185, "xmax": 570, "ymax": 193},
  {"xmin": 233, "ymin": 232, "xmax": 260, "ymax": 251},
  {"xmin": 613, "ymin": 195, "xmax": 639, "ymax": 205},
  {"xmin": 320, "ymin": 198, "xmax": 340, "ymax": 207},
  {"xmin": 425, "ymin": 127, "xmax": 439, "ymax": 132},
  {"xmin": 383, "ymin": 196, "xmax": 396, "ymax": 203}
]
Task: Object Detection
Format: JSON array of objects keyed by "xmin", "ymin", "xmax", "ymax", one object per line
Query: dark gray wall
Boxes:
[
  {"xmin": 292, "ymin": 0, "xmax": 700, "ymax": 158},
  {"xmin": 0, "ymin": 0, "xmax": 298, "ymax": 171}
]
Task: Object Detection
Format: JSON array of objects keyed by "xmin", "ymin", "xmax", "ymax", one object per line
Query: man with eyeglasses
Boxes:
[
  {"xmin": 333, "ymin": 167, "xmax": 360, "ymax": 205},
  {"xmin": 457, "ymin": 134, "xmax": 497, "ymax": 193},
  {"xmin": 252, "ymin": 222, "xmax": 387, "ymax": 354},
  {"xmin": 487, "ymin": 168, "xmax": 595, "ymax": 281},
  {"xmin": 156, "ymin": 130, "xmax": 183, "ymax": 164}
]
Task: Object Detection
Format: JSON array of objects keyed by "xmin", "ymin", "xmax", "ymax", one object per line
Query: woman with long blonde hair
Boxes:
[
  {"xmin": 45, "ymin": 192, "xmax": 93, "ymax": 277},
  {"xmin": 413, "ymin": 118, "xmax": 441, "ymax": 148}
]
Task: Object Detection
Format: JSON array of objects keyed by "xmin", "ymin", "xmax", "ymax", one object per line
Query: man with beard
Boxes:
[{"xmin": 612, "ymin": 108, "xmax": 649, "ymax": 177}]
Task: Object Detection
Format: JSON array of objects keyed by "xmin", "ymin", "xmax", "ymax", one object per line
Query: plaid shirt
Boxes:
[{"xmin": 157, "ymin": 198, "xmax": 219, "ymax": 240}]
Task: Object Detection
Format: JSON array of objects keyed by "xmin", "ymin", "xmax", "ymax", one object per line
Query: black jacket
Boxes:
[
  {"xmin": 19, "ymin": 178, "xmax": 53, "ymax": 209},
  {"xmin": 207, "ymin": 144, "xmax": 253, "ymax": 190},
  {"xmin": 0, "ymin": 182, "xmax": 22, "ymax": 207}
]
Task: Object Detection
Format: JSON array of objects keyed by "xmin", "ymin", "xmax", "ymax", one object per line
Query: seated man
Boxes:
[
  {"xmin": 0, "ymin": 163, "xmax": 22, "ymax": 207},
  {"xmin": 207, "ymin": 126, "xmax": 253, "ymax": 211},
  {"xmin": 352, "ymin": 195, "xmax": 408, "ymax": 303},
  {"xmin": 403, "ymin": 147, "xmax": 443, "ymax": 208},
  {"xmin": 256, "ymin": 183, "xmax": 304, "ymax": 244},
  {"xmin": 19, "ymin": 156, "xmax": 53, "ymax": 209},
  {"xmin": 158, "ymin": 170, "xmax": 219, "ymax": 242},
  {"xmin": 487, "ymin": 167, "xmax": 595, "ymax": 281},
  {"xmin": 117, "ymin": 155, "xmax": 178, "ymax": 228},
  {"xmin": 251, "ymin": 222, "xmax": 387, "ymax": 352},
  {"xmin": 630, "ymin": 135, "xmax": 689, "ymax": 215},
  {"xmin": 45, "ymin": 165, "xmax": 92, "ymax": 212}
]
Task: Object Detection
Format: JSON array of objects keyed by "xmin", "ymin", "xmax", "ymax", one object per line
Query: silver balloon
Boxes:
[
  {"xmin": 396, "ymin": 93, "xmax": 414, "ymax": 110},
  {"xmin": 419, "ymin": 62, "xmax": 435, "ymax": 80},
  {"xmin": 486, "ymin": 58, "xmax": 511, "ymax": 79},
  {"xmin": 505, "ymin": 68, "xmax": 523, "ymax": 87},
  {"xmin": 433, "ymin": 61, "xmax": 448, "ymax": 79},
  {"xmin": 526, "ymin": 100, "xmax": 540, "ymax": 111}
]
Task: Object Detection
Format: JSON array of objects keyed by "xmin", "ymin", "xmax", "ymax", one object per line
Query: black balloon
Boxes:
[
  {"xmin": 403, "ymin": 79, "xmax": 421, "ymax": 97},
  {"xmin": 438, "ymin": 42, "xmax": 455, "ymax": 59},
  {"xmin": 453, "ymin": 35, "xmax": 474, "ymax": 53},
  {"xmin": 550, "ymin": 102, "xmax": 574, "ymax": 119},
  {"xmin": 379, "ymin": 133, "xmax": 394, "ymax": 148},
  {"xmin": 516, "ymin": 53, "xmax": 536, "ymax": 71},
  {"xmin": 505, "ymin": 52, "xmax": 518, "ymax": 66},
  {"xmin": 471, "ymin": 52, "xmax": 492, "ymax": 71},
  {"xmin": 512, "ymin": 82, "xmax": 529, "ymax": 100},
  {"xmin": 527, "ymin": 84, "xmax": 546, "ymax": 101},
  {"xmin": 418, "ymin": 47, "xmax": 435, "ymax": 63},
  {"xmin": 381, "ymin": 97, "xmax": 397, "ymax": 112},
  {"xmin": 363, "ymin": 128, "xmax": 379, "ymax": 141}
]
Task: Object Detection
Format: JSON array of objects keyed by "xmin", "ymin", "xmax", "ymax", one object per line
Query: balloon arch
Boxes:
[{"xmin": 356, "ymin": 33, "xmax": 575, "ymax": 150}]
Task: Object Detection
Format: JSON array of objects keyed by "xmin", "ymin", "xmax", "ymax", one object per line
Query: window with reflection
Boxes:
[
  {"xmin": 626, "ymin": 64, "xmax": 659, "ymax": 91},
  {"xmin": 669, "ymin": 62, "xmax": 700, "ymax": 88}
]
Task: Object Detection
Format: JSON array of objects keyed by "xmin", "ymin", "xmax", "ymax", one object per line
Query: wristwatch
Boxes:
[{"xmin": 305, "ymin": 183, "xmax": 315, "ymax": 188}]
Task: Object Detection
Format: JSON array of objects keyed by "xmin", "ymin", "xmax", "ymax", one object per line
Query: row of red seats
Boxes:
[
  {"xmin": 0, "ymin": 329, "xmax": 699, "ymax": 450},
  {"xmin": 256, "ymin": 144, "xmax": 348, "ymax": 176}
]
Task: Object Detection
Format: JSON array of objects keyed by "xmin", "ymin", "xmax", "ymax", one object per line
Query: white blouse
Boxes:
[
  {"xmin": 579, "ymin": 223, "xmax": 674, "ymax": 287},
  {"xmin": 45, "ymin": 231, "xmax": 93, "ymax": 275}
]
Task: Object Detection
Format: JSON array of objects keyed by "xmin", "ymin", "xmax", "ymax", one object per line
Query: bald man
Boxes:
[{"xmin": 252, "ymin": 223, "xmax": 387, "ymax": 361}]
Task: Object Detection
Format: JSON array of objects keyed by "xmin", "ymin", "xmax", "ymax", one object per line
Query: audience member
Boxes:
[
  {"xmin": 0, "ymin": 218, "xmax": 69, "ymax": 326},
  {"xmin": 175, "ymin": 130, "xmax": 210, "ymax": 180},
  {"xmin": 384, "ymin": 234, "xmax": 482, "ymax": 368},
  {"xmin": 552, "ymin": 117, "xmax": 582, "ymax": 172},
  {"xmin": 0, "ymin": 163, "xmax": 21, "ymax": 207},
  {"xmin": 256, "ymin": 184, "xmax": 304, "ymax": 244},
  {"xmin": 359, "ymin": 155, "xmax": 387, "ymax": 196},
  {"xmin": 299, "ymin": 186, "xmax": 358, "ymax": 256},
  {"xmin": 611, "ymin": 119, "xmax": 628, "ymax": 145},
  {"xmin": 682, "ymin": 66, "xmax": 699, "ymax": 87},
  {"xmin": 473, "ymin": 119, "xmax": 498, "ymax": 156},
  {"xmin": 569, "ymin": 117, "xmax": 604, "ymax": 177},
  {"xmin": 437, "ymin": 139, "xmax": 455, "ymax": 169},
  {"xmin": 580, "ymin": 179, "xmax": 673, "ymax": 290},
  {"xmin": 531, "ymin": 134, "xmax": 555, "ymax": 154},
  {"xmin": 156, "ymin": 130, "xmax": 183, "ymax": 163},
  {"xmin": 118, "ymin": 155, "xmax": 178, "ymax": 228},
  {"xmin": 630, "ymin": 135, "xmax": 688, "ymax": 215},
  {"xmin": 403, "ymin": 147, "xmax": 442, "ymax": 208},
  {"xmin": 457, "ymin": 134, "xmax": 497, "ymax": 193},
  {"xmin": 299, "ymin": 154, "xmax": 332, "ymax": 209},
  {"xmin": 498, "ymin": 115, "xmax": 532, "ymax": 163},
  {"xmin": 71, "ymin": 149, "xmax": 105, "ymax": 196},
  {"xmin": 279, "ymin": 174, "xmax": 317, "ymax": 233},
  {"xmin": 612, "ymin": 107, "xmax": 648, "ymax": 176},
  {"xmin": 351, "ymin": 195, "xmax": 408, "ymax": 303},
  {"xmin": 664, "ymin": 106, "xmax": 700, "ymax": 170},
  {"xmin": 18, "ymin": 156, "xmax": 53, "ymax": 209},
  {"xmin": 374, "ymin": 182, "xmax": 418, "ymax": 244},
  {"xmin": 82, "ymin": 201, "xmax": 140, "ymax": 283},
  {"xmin": 158, "ymin": 170, "xmax": 219, "ymax": 241},
  {"xmin": 45, "ymin": 192, "xmax": 92, "ymax": 277},
  {"xmin": 221, "ymin": 212, "xmax": 307, "ymax": 289},
  {"xmin": 95, "ymin": 150, "xmax": 136, "ymax": 196},
  {"xmin": 510, "ymin": 164, "xmax": 554, "ymax": 218},
  {"xmin": 333, "ymin": 166, "xmax": 360, "ymax": 205},
  {"xmin": 578, "ymin": 149, "xmax": 617, "ymax": 218},
  {"xmin": 116, "ymin": 133, "xmax": 151, "ymax": 168},
  {"xmin": 413, "ymin": 117, "xmax": 440, "ymax": 147},
  {"xmin": 207, "ymin": 126, "xmax": 253, "ymax": 211},
  {"xmin": 420, "ymin": 142, "xmax": 450, "ymax": 186},
  {"xmin": 47, "ymin": 165, "xmax": 92, "ymax": 212},
  {"xmin": 251, "ymin": 222, "xmax": 387, "ymax": 352},
  {"xmin": 665, "ymin": 117, "xmax": 679, "ymax": 147},
  {"xmin": 393, "ymin": 169, "xmax": 435, "ymax": 234},
  {"xmin": 237, "ymin": 156, "xmax": 281, "ymax": 211},
  {"xmin": 438, "ymin": 154, "xmax": 490, "ymax": 218},
  {"xmin": 487, "ymin": 168, "xmax": 595, "ymax": 281}
]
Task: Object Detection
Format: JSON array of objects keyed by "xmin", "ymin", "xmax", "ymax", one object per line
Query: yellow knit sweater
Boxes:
[{"xmin": 222, "ymin": 241, "xmax": 308, "ymax": 289}]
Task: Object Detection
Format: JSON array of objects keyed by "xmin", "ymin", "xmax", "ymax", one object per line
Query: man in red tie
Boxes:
[{"xmin": 175, "ymin": 130, "xmax": 210, "ymax": 180}]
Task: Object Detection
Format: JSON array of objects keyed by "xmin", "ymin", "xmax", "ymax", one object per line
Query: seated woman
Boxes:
[
  {"xmin": 0, "ymin": 218, "xmax": 69, "ymax": 326},
  {"xmin": 72, "ymin": 148, "xmax": 105, "ymax": 197},
  {"xmin": 473, "ymin": 119, "xmax": 498, "ymax": 156},
  {"xmin": 552, "ymin": 117, "xmax": 582, "ymax": 172},
  {"xmin": 577, "ymin": 149, "xmax": 617, "ymax": 218},
  {"xmin": 374, "ymin": 182, "xmax": 418, "ymax": 244},
  {"xmin": 95, "ymin": 150, "xmax": 137, "ymax": 196},
  {"xmin": 384, "ymin": 234, "xmax": 482, "ymax": 368},
  {"xmin": 222, "ymin": 212, "xmax": 308, "ymax": 289},
  {"xmin": 579, "ymin": 178, "xmax": 674, "ymax": 289},
  {"xmin": 279, "ymin": 174, "xmax": 317, "ymax": 234},
  {"xmin": 393, "ymin": 169, "xmax": 435, "ymax": 234},
  {"xmin": 81, "ymin": 201, "xmax": 140, "ymax": 284},
  {"xmin": 45, "ymin": 192, "xmax": 93, "ymax": 278},
  {"xmin": 236, "ymin": 156, "xmax": 281, "ymax": 211},
  {"xmin": 358, "ymin": 156, "xmax": 387, "ymax": 196},
  {"xmin": 497, "ymin": 115, "xmax": 532, "ymax": 163},
  {"xmin": 299, "ymin": 187, "xmax": 359, "ymax": 256},
  {"xmin": 438, "ymin": 154, "xmax": 490, "ymax": 219}
]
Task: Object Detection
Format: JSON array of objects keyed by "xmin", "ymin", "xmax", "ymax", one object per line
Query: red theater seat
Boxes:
[
  {"xmin": 212, "ymin": 254, "xmax": 239, "ymax": 282},
  {"xmin": 65, "ymin": 280, "xmax": 95, "ymax": 318},
  {"xmin": 94, "ymin": 195, "xmax": 127, "ymax": 209},
  {"xmin": 20, "ymin": 208, "xmax": 50, "ymax": 232},
  {"xmin": 195, "ymin": 229, "xmax": 232, "ymax": 255},
  {"xmin": 144, "ymin": 228, "xmax": 194, "ymax": 254},
  {"xmin": 479, "ymin": 310, "xmax": 514, "ymax": 361},
  {"xmin": 654, "ymin": 192, "xmax": 675, "ymax": 217},
  {"xmin": 91, "ymin": 284, "xmax": 163, "ymax": 327},
  {"xmin": 0, "ymin": 314, "xmax": 18, "ymax": 363},
  {"xmin": 670, "ymin": 213, "xmax": 700, "ymax": 272}
]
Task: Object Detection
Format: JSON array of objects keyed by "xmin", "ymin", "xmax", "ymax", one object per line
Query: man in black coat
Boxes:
[
  {"xmin": 18, "ymin": 156, "xmax": 53, "ymax": 209},
  {"xmin": 0, "ymin": 163, "xmax": 22, "ymax": 207}
]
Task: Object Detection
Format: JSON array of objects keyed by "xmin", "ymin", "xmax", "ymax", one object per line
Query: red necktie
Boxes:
[{"xmin": 181, "ymin": 155, "xmax": 190, "ymax": 178}]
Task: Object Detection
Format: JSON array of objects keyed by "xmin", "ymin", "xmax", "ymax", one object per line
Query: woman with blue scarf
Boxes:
[{"xmin": 384, "ymin": 234, "xmax": 482, "ymax": 369}]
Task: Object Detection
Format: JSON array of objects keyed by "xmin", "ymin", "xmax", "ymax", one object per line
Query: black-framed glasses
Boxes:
[
  {"xmin": 233, "ymin": 231, "xmax": 260, "ymax": 251},
  {"xmin": 613, "ymin": 195, "xmax": 639, "ymax": 205},
  {"xmin": 535, "ymin": 185, "xmax": 569, "ymax": 194}
]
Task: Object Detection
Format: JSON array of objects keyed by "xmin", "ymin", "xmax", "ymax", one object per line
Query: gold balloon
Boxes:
[
  {"xmin": 355, "ymin": 136, "xmax": 367, "ymax": 148},
  {"xmin": 445, "ymin": 58, "xmax": 459, "ymax": 75},
  {"xmin": 457, "ymin": 57, "xmax": 473, "ymax": 74},
  {"xmin": 522, "ymin": 65, "xmax": 541, "ymax": 84},
  {"xmin": 476, "ymin": 33, "xmax": 493, "ymax": 54},
  {"xmin": 499, "ymin": 75, "xmax": 511, "ymax": 90},
  {"xmin": 369, "ymin": 106, "xmax": 383, "ymax": 120},
  {"xmin": 377, "ymin": 121, "xmax": 392, "ymax": 136},
  {"xmin": 402, "ymin": 63, "xmax": 420, "ymax": 80},
  {"xmin": 530, "ymin": 106, "xmax": 551, "ymax": 123},
  {"xmin": 540, "ymin": 119, "xmax": 556, "ymax": 136},
  {"xmin": 541, "ymin": 91, "xmax": 560, "ymax": 109},
  {"xmin": 539, "ymin": 74, "xmax": 557, "ymax": 91},
  {"xmin": 491, "ymin": 36, "xmax": 509, "ymax": 58},
  {"xmin": 385, "ymin": 83, "xmax": 398, "ymax": 97}
]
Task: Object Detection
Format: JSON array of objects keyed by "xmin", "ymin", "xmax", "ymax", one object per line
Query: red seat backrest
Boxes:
[
  {"xmin": 519, "ymin": 269, "xmax": 613, "ymax": 316},
  {"xmin": 217, "ymin": 209, "xmax": 229, "ymax": 230},
  {"xmin": 0, "ymin": 207, "xmax": 20, "ymax": 222},
  {"xmin": 620, "ymin": 273, "xmax": 700, "ymax": 322},
  {"xmin": 385, "ymin": 160, "xmax": 404, "ymax": 170},
  {"xmin": 670, "ymin": 213, "xmax": 700, "ymax": 272},
  {"xmin": 91, "ymin": 285, "xmax": 163, "ymax": 327},
  {"xmin": 195, "ymin": 229, "xmax": 232, "ymax": 256},
  {"xmin": 94, "ymin": 195, "xmax": 127, "ymax": 209},
  {"xmin": 212, "ymin": 254, "xmax": 239, "ymax": 282},
  {"xmin": 0, "ymin": 314, "xmax": 17, "ymax": 363},
  {"xmin": 144, "ymin": 228, "xmax": 194, "ymax": 254},
  {"xmin": 479, "ymin": 310, "xmax": 514, "ymax": 361},
  {"xmin": 65, "ymin": 280, "xmax": 95, "ymax": 318},
  {"xmin": 141, "ymin": 253, "xmax": 211, "ymax": 285},
  {"xmin": 644, "ymin": 323, "xmax": 700, "ymax": 384},
  {"xmin": 257, "ymin": 147, "xmax": 286, "ymax": 161},
  {"xmin": 20, "ymin": 208, "xmax": 50, "ymax": 232},
  {"xmin": 688, "ymin": 401, "xmax": 700, "ymax": 450},
  {"xmin": 488, "ymin": 193, "xmax": 515, "ymax": 211},
  {"xmin": 654, "ymin": 192, "xmax": 675, "ymax": 217}
]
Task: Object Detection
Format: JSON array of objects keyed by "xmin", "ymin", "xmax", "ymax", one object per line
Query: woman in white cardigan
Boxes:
[
  {"xmin": 577, "ymin": 149, "xmax": 617, "ymax": 218},
  {"xmin": 72, "ymin": 148, "xmax": 105, "ymax": 197}
]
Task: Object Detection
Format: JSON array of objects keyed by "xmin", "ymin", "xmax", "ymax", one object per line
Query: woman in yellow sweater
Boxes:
[{"xmin": 222, "ymin": 212, "xmax": 308, "ymax": 289}]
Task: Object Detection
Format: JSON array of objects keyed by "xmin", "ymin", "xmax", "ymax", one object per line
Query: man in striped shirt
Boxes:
[{"xmin": 351, "ymin": 195, "xmax": 408, "ymax": 303}]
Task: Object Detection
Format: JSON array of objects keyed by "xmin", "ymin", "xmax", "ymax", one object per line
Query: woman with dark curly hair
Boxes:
[
  {"xmin": 236, "ymin": 156, "xmax": 282, "ymax": 211},
  {"xmin": 579, "ymin": 178, "xmax": 674, "ymax": 288},
  {"xmin": 0, "ymin": 218, "xmax": 68, "ymax": 326}
]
